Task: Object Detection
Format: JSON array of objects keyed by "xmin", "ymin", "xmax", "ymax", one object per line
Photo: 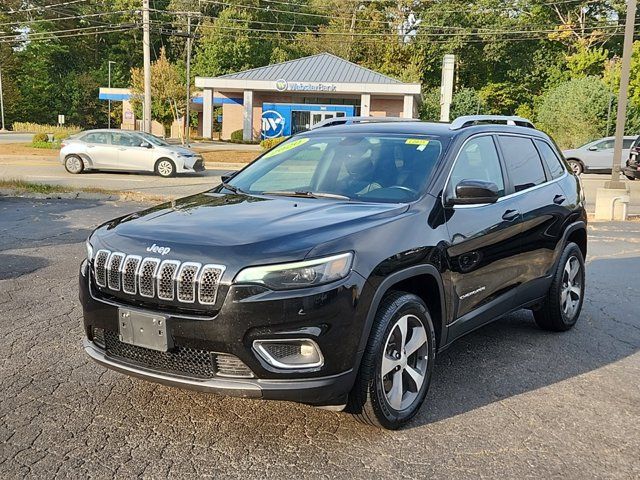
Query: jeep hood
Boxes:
[{"xmin": 93, "ymin": 192, "xmax": 409, "ymax": 269}]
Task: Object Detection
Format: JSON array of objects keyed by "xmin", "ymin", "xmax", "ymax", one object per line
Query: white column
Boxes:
[
  {"xmin": 402, "ymin": 95, "xmax": 414, "ymax": 118},
  {"xmin": 360, "ymin": 93, "xmax": 371, "ymax": 117},
  {"xmin": 440, "ymin": 54, "xmax": 455, "ymax": 122},
  {"xmin": 243, "ymin": 90, "xmax": 254, "ymax": 141},
  {"xmin": 202, "ymin": 88, "xmax": 213, "ymax": 139}
]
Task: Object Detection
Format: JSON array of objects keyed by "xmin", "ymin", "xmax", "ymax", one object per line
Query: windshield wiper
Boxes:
[
  {"xmin": 221, "ymin": 181, "xmax": 244, "ymax": 194},
  {"xmin": 261, "ymin": 190, "xmax": 351, "ymax": 200}
]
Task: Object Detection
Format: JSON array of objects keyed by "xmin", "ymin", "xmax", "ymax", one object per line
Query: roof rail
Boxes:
[
  {"xmin": 450, "ymin": 115, "xmax": 535, "ymax": 130},
  {"xmin": 310, "ymin": 116, "xmax": 421, "ymax": 130}
]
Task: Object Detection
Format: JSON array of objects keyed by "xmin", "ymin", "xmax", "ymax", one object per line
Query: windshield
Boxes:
[
  {"xmin": 227, "ymin": 134, "xmax": 446, "ymax": 203},
  {"xmin": 138, "ymin": 131, "xmax": 170, "ymax": 146}
]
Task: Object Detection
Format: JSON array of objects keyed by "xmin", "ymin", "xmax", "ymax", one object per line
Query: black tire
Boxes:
[
  {"xmin": 64, "ymin": 155, "xmax": 84, "ymax": 174},
  {"xmin": 567, "ymin": 159, "xmax": 583, "ymax": 176},
  {"xmin": 346, "ymin": 291, "xmax": 436, "ymax": 429},
  {"xmin": 533, "ymin": 242, "xmax": 585, "ymax": 332},
  {"xmin": 155, "ymin": 158, "xmax": 176, "ymax": 178}
]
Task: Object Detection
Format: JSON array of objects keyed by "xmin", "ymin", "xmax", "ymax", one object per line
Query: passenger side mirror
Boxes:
[
  {"xmin": 588, "ymin": 146, "xmax": 598, "ymax": 151},
  {"xmin": 448, "ymin": 179, "xmax": 500, "ymax": 206},
  {"xmin": 140, "ymin": 141, "xmax": 152, "ymax": 149},
  {"xmin": 221, "ymin": 170, "xmax": 238, "ymax": 183}
]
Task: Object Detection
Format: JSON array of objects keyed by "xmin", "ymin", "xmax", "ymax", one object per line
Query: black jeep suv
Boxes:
[{"xmin": 80, "ymin": 115, "xmax": 587, "ymax": 429}]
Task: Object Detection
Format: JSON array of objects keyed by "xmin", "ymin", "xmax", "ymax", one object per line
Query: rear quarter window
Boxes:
[{"xmin": 535, "ymin": 140, "xmax": 565, "ymax": 180}]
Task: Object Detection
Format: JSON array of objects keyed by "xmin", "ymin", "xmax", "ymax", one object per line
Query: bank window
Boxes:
[
  {"xmin": 498, "ymin": 136, "xmax": 546, "ymax": 192},
  {"xmin": 535, "ymin": 140, "xmax": 565, "ymax": 179},
  {"xmin": 449, "ymin": 136, "xmax": 505, "ymax": 197}
]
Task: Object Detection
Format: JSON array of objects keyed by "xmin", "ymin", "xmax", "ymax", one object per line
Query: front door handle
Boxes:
[
  {"xmin": 553, "ymin": 194, "xmax": 566, "ymax": 205},
  {"xmin": 502, "ymin": 209, "xmax": 520, "ymax": 221}
]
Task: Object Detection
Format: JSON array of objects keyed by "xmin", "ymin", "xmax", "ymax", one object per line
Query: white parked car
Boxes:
[
  {"xmin": 59, "ymin": 129, "xmax": 205, "ymax": 177},
  {"xmin": 562, "ymin": 136, "xmax": 637, "ymax": 175}
]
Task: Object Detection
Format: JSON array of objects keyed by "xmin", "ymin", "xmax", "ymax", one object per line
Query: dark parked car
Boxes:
[
  {"xmin": 80, "ymin": 115, "xmax": 587, "ymax": 429},
  {"xmin": 624, "ymin": 136, "xmax": 640, "ymax": 180}
]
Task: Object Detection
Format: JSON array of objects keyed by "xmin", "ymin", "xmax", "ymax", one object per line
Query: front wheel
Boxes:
[
  {"xmin": 533, "ymin": 242, "xmax": 585, "ymax": 332},
  {"xmin": 347, "ymin": 292, "xmax": 436, "ymax": 429},
  {"xmin": 567, "ymin": 159, "xmax": 583, "ymax": 176},
  {"xmin": 155, "ymin": 158, "xmax": 176, "ymax": 178}
]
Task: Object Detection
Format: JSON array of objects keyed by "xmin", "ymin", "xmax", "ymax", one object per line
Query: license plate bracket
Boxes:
[{"xmin": 118, "ymin": 308, "xmax": 170, "ymax": 352}]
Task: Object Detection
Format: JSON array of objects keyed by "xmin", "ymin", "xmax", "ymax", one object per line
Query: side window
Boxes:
[
  {"xmin": 498, "ymin": 136, "xmax": 546, "ymax": 192},
  {"xmin": 535, "ymin": 140, "xmax": 565, "ymax": 180},
  {"xmin": 82, "ymin": 132, "xmax": 109, "ymax": 144},
  {"xmin": 449, "ymin": 136, "xmax": 505, "ymax": 197},
  {"xmin": 596, "ymin": 139, "xmax": 614, "ymax": 150},
  {"xmin": 623, "ymin": 138, "xmax": 635, "ymax": 149},
  {"xmin": 110, "ymin": 133, "xmax": 139, "ymax": 147}
]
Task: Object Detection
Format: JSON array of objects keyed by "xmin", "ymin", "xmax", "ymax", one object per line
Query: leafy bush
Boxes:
[
  {"xmin": 31, "ymin": 141, "xmax": 59, "ymax": 149},
  {"xmin": 53, "ymin": 132, "xmax": 70, "ymax": 142},
  {"xmin": 260, "ymin": 136, "xmax": 287, "ymax": 149},
  {"xmin": 230, "ymin": 129, "xmax": 244, "ymax": 142},
  {"xmin": 536, "ymin": 76, "xmax": 610, "ymax": 149},
  {"xmin": 32, "ymin": 133, "xmax": 49, "ymax": 144}
]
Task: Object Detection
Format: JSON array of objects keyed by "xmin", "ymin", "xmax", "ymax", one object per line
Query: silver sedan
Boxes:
[
  {"xmin": 59, "ymin": 129, "xmax": 205, "ymax": 177},
  {"xmin": 562, "ymin": 136, "xmax": 636, "ymax": 175}
]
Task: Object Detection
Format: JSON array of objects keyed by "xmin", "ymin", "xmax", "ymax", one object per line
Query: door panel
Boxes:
[
  {"xmin": 82, "ymin": 132, "xmax": 118, "ymax": 169},
  {"xmin": 444, "ymin": 135, "xmax": 523, "ymax": 323},
  {"xmin": 111, "ymin": 133, "xmax": 153, "ymax": 171}
]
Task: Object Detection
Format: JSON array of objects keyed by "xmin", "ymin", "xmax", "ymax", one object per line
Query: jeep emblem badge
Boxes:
[{"xmin": 146, "ymin": 243, "xmax": 171, "ymax": 256}]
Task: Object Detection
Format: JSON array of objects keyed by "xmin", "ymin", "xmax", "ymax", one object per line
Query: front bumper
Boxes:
[
  {"xmin": 84, "ymin": 338, "xmax": 354, "ymax": 405},
  {"xmin": 80, "ymin": 260, "xmax": 368, "ymax": 406}
]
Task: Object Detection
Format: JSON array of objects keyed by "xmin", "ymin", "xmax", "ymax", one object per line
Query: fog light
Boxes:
[{"xmin": 253, "ymin": 339, "xmax": 324, "ymax": 369}]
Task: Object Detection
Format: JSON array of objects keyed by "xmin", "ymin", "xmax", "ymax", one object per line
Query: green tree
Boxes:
[{"xmin": 536, "ymin": 76, "xmax": 610, "ymax": 148}]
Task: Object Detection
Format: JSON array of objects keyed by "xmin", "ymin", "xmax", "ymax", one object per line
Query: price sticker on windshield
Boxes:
[
  {"xmin": 263, "ymin": 138, "xmax": 309, "ymax": 158},
  {"xmin": 405, "ymin": 138, "xmax": 430, "ymax": 151}
]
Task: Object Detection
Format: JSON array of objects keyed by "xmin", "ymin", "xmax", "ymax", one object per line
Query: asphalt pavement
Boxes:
[{"xmin": 0, "ymin": 196, "xmax": 638, "ymax": 478}]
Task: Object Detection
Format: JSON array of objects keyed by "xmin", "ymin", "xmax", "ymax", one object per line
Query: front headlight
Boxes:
[
  {"xmin": 234, "ymin": 252, "xmax": 353, "ymax": 290},
  {"xmin": 86, "ymin": 239, "xmax": 94, "ymax": 261}
]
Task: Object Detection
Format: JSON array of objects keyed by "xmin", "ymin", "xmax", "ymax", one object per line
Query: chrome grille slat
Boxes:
[
  {"xmin": 94, "ymin": 250, "xmax": 110, "ymax": 287},
  {"xmin": 92, "ymin": 250, "xmax": 223, "ymax": 306},
  {"xmin": 107, "ymin": 252, "xmax": 125, "ymax": 291},
  {"xmin": 138, "ymin": 258, "xmax": 160, "ymax": 298},
  {"xmin": 177, "ymin": 262, "xmax": 201, "ymax": 303},
  {"xmin": 198, "ymin": 264, "xmax": 226, "ymax": 305},
  {"xmin": 156, "ymin": 260, "xmax": 180, "ymax": 301},
  {"xmin": 121, "ymin": 255, "xmax": 142, "ymax": 295}
]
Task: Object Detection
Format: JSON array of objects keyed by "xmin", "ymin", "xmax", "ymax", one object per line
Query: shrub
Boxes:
[
  {"xmin": 13, "ymin": 122, "xmax": 81, "ymax": 136},
  {"xmin": 32, "ymin": 133, "xmax": 49, "ymax": 144},
  {"xmin": 53, "ymin": 132, "xmax": 70, "ymax": 142},
  {"xmin": 230, "ymin": 129, "xmax": 244, "ymax": 142},
  {"xmin": 260, "ymin": 136, "xmax": 287, "ymax": 149}
]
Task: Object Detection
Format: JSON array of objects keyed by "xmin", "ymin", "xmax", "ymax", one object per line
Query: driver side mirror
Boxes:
[
  {"xmin": 447, "ymin": 179, "xmax": 500, "ymax": 206},
  {"xmin": 588, "ymin": 146, "xmax": 598, "ymax": 151},
  {"xmin": 140, "ymin": 141, "xmax": 152, "ymax": 149}
]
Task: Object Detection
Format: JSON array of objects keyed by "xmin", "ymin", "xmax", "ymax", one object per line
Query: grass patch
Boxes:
[
  {"xmin": 0, "ymin": 179, "xmax": 72, "ymax": 194},
  {"xmin": 31, "ymin": 141, "xmax": 61, "ymax": 149},
  {"xmin": 200, "ymin": 150, "xmax": 258, "ymax": 164}
]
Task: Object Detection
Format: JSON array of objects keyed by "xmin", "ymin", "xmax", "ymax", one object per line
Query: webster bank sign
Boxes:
[{"xmin": 275, "ymin": 79, "xmax": 338, "ymax": 92}]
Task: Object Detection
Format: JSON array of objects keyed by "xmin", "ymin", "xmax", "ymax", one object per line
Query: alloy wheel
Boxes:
[
  {"xmin": 561, "ymin": 255, "xmax": 582, "ymax": 319},
  {"xmin": 569, "ymin": 161, "xmax": 582, "ymax": 175},
  {"xmin": 380, "ymin": 314, "xmax": 429, "ymax": 411}
]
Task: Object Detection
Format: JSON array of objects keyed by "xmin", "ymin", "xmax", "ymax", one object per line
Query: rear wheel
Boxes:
[
  {"xmin": 347, "ymin": 291, "xmax": 435, "ymax": 429},
  {"xmin": 64, "ymin": 155, "xmax": 84, "ymax": 174},
  {"xmin": 567, "ymin": 159, "xmax": 583, "ymax": 175},
  {"xmin": 155, "ymin": 158, "xmax": 176, "ymax": 178},
  {"xmin": 533, "ymin": 242, "xmax": 585, "ymax": 332}
]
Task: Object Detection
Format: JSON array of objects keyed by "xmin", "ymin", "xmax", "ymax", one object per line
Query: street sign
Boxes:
[{"xmin": 58, "ymin": 115, "xmax": 65, "ymax": 125}]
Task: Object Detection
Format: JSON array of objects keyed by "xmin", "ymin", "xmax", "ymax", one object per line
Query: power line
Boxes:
[
  {"xmin": 0, "ymin": 25, "xmax": 137, "ymax": 44},
  {"xmin": 6, "ymin": 0, "xmax": 89, "ymax": 14},
  {"xmin": 0, "ymin": 11, "xmax": 133, "ymax": 28}
]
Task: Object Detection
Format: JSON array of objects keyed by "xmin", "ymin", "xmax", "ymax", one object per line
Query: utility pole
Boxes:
[
  {"xmin": 0, "ymin": 65, "xmax": 5, "ymax": 131},
  {"xmin": 606, "ymin": 0, "xmax": 636, "ymax": 189},
  {"xmin": 142, "ymin": 0, "xmax": 152, "ymax": 133},
  {"xmin": 185, "ymin": 13, "xmax": 192, "ymax": 146},
  {"xmin": 108, "ymin": 60, "xmax": 115, "ymax": 129}
]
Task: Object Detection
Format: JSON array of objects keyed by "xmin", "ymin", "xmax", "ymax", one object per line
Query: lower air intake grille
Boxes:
[
  {"xmin": 105, "ymin": 330, "xmax": 216, "ymax": 378},
  {"xmin": 215, "ymin": 354, "xmax": 254, "ymax": 378},
  {"xmin": 103, "ymin": 331, "xmax": 254, "ymax": 379}
]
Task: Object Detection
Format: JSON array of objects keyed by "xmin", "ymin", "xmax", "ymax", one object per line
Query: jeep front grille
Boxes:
[{"xmin": 92, "ymin": 249, "xmax": 225, "ymax": 306}]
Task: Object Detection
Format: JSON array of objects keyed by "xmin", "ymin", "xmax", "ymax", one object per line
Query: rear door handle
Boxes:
[
  {"xmin": 502, "ymin": 209, "xmax": 520, "ymax": 221},
  {"xmin": 553, "ymin": 194, "xmax": 566, "ymax": 205}
]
